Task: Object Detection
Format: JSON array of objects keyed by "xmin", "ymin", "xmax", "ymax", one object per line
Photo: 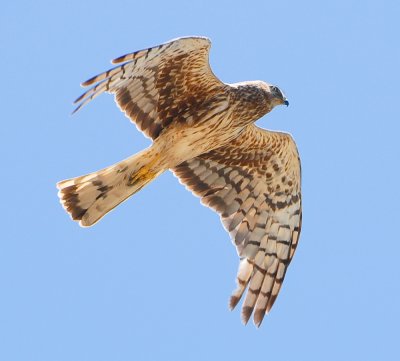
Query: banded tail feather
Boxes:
[{"xmin": 57, "ymin": 149, "xmax": 164, "ymax": 227}]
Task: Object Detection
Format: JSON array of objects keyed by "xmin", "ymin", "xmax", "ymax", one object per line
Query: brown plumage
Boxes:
[{"xmin": 57, "ymin": 36, "xmax": 301, "ymax": 327}]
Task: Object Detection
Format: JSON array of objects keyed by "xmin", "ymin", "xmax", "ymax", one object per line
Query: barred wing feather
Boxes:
[{"xmin": 173, "ymin": 125, "xmax": 302, "ymax": 327}]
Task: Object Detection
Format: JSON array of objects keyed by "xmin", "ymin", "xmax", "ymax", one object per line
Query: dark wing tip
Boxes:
[
  {"xmin": 71, "ymin": 102, "xmax": 83, "ymax": 115},
  {"xmin": 81, "ymin": 75, "xmax": 99, "ymax": 87},
  {"xmin": 253, "ymin": 309, "xmax": 266, "ymax": 328},
  {"xmin": 241, "ymin": 306, "xmax": 253, "ymax": 325},
  {"xmin": 229, "ymin": 295, "xmax": 241, "ymax": 311},
  {"xmin": 73, "ymin": 91, "xmax": 86, "ymax": 104},
  {"xmin": 111, "ymin": 54, "xmax": 129, "ymax": 64}
]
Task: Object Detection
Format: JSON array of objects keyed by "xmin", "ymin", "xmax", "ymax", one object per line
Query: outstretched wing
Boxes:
[
  {"xmin": 173, "ymin": 125, "xmax": 302, "ymax": 327},
  {"xmin": 73, "ymin": 36, "xmax": 225, "ymax": 139}
]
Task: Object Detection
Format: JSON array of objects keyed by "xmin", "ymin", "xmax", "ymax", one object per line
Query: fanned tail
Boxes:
[{"xmin": 57, "ymin": 148, "xmax": 163, "ymax": 227}]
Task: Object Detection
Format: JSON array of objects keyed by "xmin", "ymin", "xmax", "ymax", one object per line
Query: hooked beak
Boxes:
[{"xmin": 284, "ymin": 99, "xmax": 289, "ymax": 107}]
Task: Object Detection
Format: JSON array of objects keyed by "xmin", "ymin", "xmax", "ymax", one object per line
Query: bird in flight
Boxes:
[{"xmin": 57, "ymin": 36, "xmax": 302, "ymax": 327}]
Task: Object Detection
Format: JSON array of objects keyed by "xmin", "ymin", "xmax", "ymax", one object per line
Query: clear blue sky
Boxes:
[{"xmin": 1, "ymin": 1, "xmax": 399, "ymax": 360}]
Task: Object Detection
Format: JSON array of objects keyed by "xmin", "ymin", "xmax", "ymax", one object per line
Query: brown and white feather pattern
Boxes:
[
  {"xmin": 59, "ymin": 36, "xmax": 301, "ymax": 327},
  {"xmin": 74, "ymin": 36, "xmax": 225, "ymax": 140},
  {"xmin": 173, "ymin": 125, "xmax": 302, "ymax": 327}
]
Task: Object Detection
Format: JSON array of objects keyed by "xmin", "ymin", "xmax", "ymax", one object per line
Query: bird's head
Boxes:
[{"xmin": 267, "ymin": 84, "xmax": 289, "ymax": 108}]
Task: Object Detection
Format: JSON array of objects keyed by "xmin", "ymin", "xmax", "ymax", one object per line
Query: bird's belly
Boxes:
[{"xmin": 155, "ymin": 115, "xmax": 241, "ymax": 168}]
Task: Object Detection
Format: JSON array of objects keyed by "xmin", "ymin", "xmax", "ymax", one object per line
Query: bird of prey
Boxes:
[{"xmin": 57, "ymin": 36, "xmax": 302, "ymax": 327}]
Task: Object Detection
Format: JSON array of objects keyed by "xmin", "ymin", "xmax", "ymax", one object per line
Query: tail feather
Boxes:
[{"xmin": 57, "ymin": 150, "xmax": 162, "ymax": 227}]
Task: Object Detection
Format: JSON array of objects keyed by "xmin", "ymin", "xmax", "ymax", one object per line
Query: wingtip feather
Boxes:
[
  {"xmin": 241, "ymin": 306, "xmax": 253, "ymax": 325},
  {"xmin": 111, "ymin": 54, "xmax": 128, "ymax": 64},
  {"xmin": 229, "ymin": 295, "xmax": 241, "ymax": 311},
  {"xmin": 253, "ymin": 308, "xmax": 266, "ymax": 328},
  {"xmin": 81, "ymin": 75, "xmax": 98, "ymax": 87}
]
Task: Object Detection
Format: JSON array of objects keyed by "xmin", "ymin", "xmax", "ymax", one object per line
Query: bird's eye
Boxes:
[{"xmin": 270, "ymin": 86, "xmax": 283, "ymax": 98}]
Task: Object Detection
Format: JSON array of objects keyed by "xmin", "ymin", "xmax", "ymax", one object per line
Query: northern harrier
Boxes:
[{"xmin": 57, "ymin": 36, "xmax": 302, "ymax": 327}]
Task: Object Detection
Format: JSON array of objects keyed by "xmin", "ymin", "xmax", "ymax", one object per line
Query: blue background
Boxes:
[{"xmin": 1, "ymin": 1, "xmax": 399, "ymax": 360}]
